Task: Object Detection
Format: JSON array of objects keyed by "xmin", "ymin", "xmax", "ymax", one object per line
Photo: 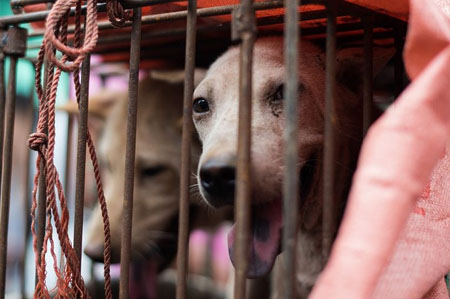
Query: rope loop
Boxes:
[{"xmin": 44, "ymin": 0, "xmax": 98, "ymax": 72}]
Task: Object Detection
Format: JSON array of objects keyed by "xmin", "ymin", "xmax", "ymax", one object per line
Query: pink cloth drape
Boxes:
[{"xmin": 310, "ymin": 0, "xmax": 450, "ymax": 298}]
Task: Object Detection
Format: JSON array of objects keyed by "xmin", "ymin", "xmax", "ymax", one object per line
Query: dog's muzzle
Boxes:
[{"xmin": 199, "ymin": 156, "xmax": 236, "ymax": 208}]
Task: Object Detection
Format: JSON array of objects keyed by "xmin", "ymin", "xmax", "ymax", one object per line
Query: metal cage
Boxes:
[{"xmin": 0, "ymin": 0, "xmax": 407, "ymax": 298}]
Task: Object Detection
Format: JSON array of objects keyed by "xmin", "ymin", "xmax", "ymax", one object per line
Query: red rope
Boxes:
[
  {"xmin": 107, "ymin": 0, "xmax": 131, "ymax": 27},
  {"xmin": 28, "ymin": 0, "xmax": 128, "ymax": 297}
]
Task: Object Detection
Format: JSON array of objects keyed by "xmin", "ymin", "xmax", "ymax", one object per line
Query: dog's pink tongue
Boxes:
[{"xmin": 228, "ymin": 200, "xmax": 282, "ymax": 278}]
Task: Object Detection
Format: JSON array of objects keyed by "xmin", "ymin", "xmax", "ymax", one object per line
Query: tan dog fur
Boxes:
[
  {"xmin": 193, "ymin": 37, "xmax": 392, "ymax": 298},
  {"xmin": 82, "ymin": 70, "xmax": 206, "ymax": 266}
]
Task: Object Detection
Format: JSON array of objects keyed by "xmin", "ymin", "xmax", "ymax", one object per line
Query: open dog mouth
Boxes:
[
  {"xmin": 133, "ymin": 212, "xmax": 180, "ymax": 272},
  {"xmin": 227, "ymin": 156, "xmax": 318, "ymax": 278}
]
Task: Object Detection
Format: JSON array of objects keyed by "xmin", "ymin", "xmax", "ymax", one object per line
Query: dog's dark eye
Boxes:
[
  {"xmin": 273, "ymin": 85, "xmax": 284, "ymax": 102},
  {"xmin": 140, "ymin": 166, "xmax": 165, "ymax": 178},
  {"xmin": 193, "ymin": 97, "xmax": 210, "ymax": 113}
]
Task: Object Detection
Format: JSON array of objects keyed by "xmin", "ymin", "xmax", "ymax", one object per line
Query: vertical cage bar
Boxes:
[
  {"xmin": 0, "ymin": 49, "xmax": 6, "ymax": 294},
  {"xmin": 64, "ymin": 114, "xmax": 73, "ymax": 205},
  {"xmin": 362, "ymin": 15, "xmax": 373, "ymax": 136},
  {"xmin": 394, "ymin": 25, "xmax": 404, "ymax": 97},
  {"xmin": 176, "ymin": 1, "xmax": 197, "ymax": 299},
  {"xmin": 36, "ymin": 60, "xmax": 51, "ymax": 282},
  {"xmin": 119, "ymin": 7, "xmax": 142, "ymax": 299},
  {"xmin": 73, "ymin": 55, "xmax": 91, "ymax": 262},
  {"xmin": 22, "ymin": 85, "xmax": 35, "ymax": 299},
  {"xmin": 0, "ymin": 56, "xmax": 18, "ymax": 299},
  {"xmin": 234, "ymin": 1, "xmax": 255, "ymax": 299},
  {"xmin": 282, "ymin": 0, "xmax": 299, "ymax": 298},
  {"xmin": 36, "ymin": 15, "xmax": 53, "ymax": 269},
  {"xmin": 0, "ymin": 56, "xmax": 5, "ymax": 205},
  {"xmin": 60, "ymin": 112, "xmax": 73, "ymax": 273},
  {"xmin": 322, "ymin": 0, "xmax": 337, "ymax": 259}
]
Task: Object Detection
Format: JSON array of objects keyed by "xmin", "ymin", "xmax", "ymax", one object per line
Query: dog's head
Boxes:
[
  {"xmin": 82, "ymin": 70, "xmax": 204, "ymax": 269},
  {"xmin": 193, "ymin": 37, "xmax": 393, "ymax": 278}
]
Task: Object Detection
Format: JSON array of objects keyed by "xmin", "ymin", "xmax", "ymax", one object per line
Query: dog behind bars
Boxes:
[
  {"xmin": 192, "ymin": 37, "xmax": 392, "ymax": 298},
  {"xmin": 61, "ymin": 70, "xmax": 232, "ymax": 298}
]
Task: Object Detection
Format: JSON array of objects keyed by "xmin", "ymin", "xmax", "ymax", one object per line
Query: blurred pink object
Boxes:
[
  {"xmin": 189, "ymin": 224, "xmax": 232, "ymax": 287},
  {"xmin": 310, "ymin": 0, "xmax": 450, "ymax": 298}
]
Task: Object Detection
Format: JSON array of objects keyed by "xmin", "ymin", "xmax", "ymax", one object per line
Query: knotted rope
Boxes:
[
  {"xmin": 107, "ymin": 0, "xmax": 131, "ymax": 27},
  {"xmin": 28, "ymin": 0, "xmax": 130, "ymax": 297}
]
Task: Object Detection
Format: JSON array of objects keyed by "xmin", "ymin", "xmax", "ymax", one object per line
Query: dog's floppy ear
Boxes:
[
  {"xmin": 335, "ymin": 46, "xmax": 395, "ymax": 94},
  {"xmin": 149, "ymin": 68, "xmax": 207, "ymax": 87},
  {"xmin": 57, "ymin": 89, "xmax": 126, "ymax": 120}
]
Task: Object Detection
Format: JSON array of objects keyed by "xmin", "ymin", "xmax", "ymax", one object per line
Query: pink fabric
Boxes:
[
  {"xmin": 310, "ymin": 0, "xmax": 450, "ymax": 298},
  {"xmin": 424, "ymin": 279, "xmax": 449, "ymax": 299}
]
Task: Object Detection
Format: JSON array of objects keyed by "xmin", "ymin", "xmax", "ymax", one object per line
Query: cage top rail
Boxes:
[
  {"xmin": 24, "ymin": 0, "xmax": 285, "ymax": 37},
  {"xmin": 3, "ymin": 0, "xmax": 180, "ymax": 26},
  {"xmin": 0, "ymin": 0, "xmax": 407, "ymax": 70},
  {"xmin": 9, "ymin": 0, "xmax": 180, "ymax": 9},
  {"xmin": 1, "ymin": 0, "xmax": 406, "ymax": 27},
  {"xmin": 15, "ymin": 0, "xmax": 405, "ymax": 68}
]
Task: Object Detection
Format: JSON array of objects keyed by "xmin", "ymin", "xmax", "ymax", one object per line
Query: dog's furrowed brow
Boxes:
[{"xmin": 194, "ymin": 80, "xmax": 214, "ymax": 101}]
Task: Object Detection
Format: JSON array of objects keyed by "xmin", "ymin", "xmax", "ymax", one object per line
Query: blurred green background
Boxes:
[{"xmin": 0, "ymin": 2, "xmax": 68, "ymax": 102}]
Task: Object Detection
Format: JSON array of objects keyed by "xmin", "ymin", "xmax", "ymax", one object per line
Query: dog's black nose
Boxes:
[{"xmin": 200, "ymin": 158, "xmax": 235, "ymax": 207}]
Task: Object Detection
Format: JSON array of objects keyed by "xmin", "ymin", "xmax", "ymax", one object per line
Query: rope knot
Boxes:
[
  {"xmin": 28, "ymin": 132, "xmax": 48, "ymax": 152},
  {"xmin": 107, "ymin": 0, "xmax": 131, "ymax": 27}
]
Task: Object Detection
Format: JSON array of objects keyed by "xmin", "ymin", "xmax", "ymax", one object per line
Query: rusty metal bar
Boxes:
[
  {"xmin": 176, "ymin": 1, "xmax": 197, "ymax": 299},
  {"xmin": 233, "ymin": 1, "xmax": 256, "ymax": 299},
  {"xmin": 0, "ymin": 51, "xmax": 6, "ymax": 299},
  {"xmin": 102, "ymin": 1, "xmax": 280, "ymax": 30},
  {"xmin": 73, "ymin": 54, "xmax": 91, "ymax": 263},
  {"xmin": 62, "ymin": 108, "xmax": 74, "ymax": 273},
  {"xmin": 0, "ymin": 26, "xmax": 27, "ymax": 298},
  {"xmin": 64, "ymin": 114, "xmax": 73, "ymax": 209},
  {"xmin": 10, "ymin": 0, "xmax": 54, "ymax": 6},
  {"xmin": 19, "ymin": 80, "xmax": 36, "ymax": 299},
  {"xmin": 394, "ymin": 24, "xmax": 404, "ymax": 97},
  {"xmin": 123, "ymin": 0, "xmax": 180, "ymax": 5},
  {"xmin": 28, "ymin": 7, "xmax": 318, "ymax": 47},
  {"xmin": 362, "ymin": 15, "xmax": 373, "ymax": 136},
  {"xmin": 0, "ymin": 3, "xmax": 107, "ymax": 26},
  {"xmin": 282, "ymin": 0, "xmax": 299, "ymax": 298},
  {"xmin": 322, "ymin": 0, "xmax": 337, "ymax": 259},
  {"xmin": 22, "ymin": 82, "xmax": 35, "ymax": 299},
  {"xmin": 0, "ymin": 46, "xmax": 5, "ymax": 214},
  {"xmin": 25, "ymin": 1, "xmax": 282, "ymax": 37},
  {"xmin": 36, "ymin": 62, "xmax": 51, "ymax": 284},
  {"xmin": 119, "ymin": 7, "xmax": 141, "ymax": 299},
  {"xmin": 10, "ymin": 0, "xmax": 177, "ymax": 8},
  {"xmin": 36, "ymin": 5, "xmax": 53, "ymax": 278},
  {"xmin": 0, "ymin": 56, "xmax": 18, "ymax": 299}
]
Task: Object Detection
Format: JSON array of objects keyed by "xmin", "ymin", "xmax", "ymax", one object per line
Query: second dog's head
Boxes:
[{"xmin": 83, "ymin": 70, "xmax": 205, "ymax": 269}]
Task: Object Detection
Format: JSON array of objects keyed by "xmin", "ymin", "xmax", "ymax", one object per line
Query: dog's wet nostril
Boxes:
[
  {"xmin": 200, "ymin": 169, "xmax": 213, "ymax": 185},
  {"xmin": 220, "ymin": 167, "xmax": 235, "ymax": 183},
  {"xmin": 199, "ymin": 159, "xmax": 236, "ymax": 207},
  {"xmin": 200, "ymin": 165, "xmax": 235, "ymax": 190}
]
